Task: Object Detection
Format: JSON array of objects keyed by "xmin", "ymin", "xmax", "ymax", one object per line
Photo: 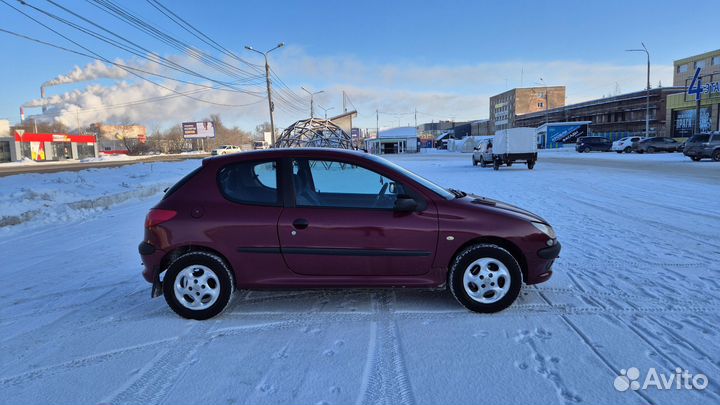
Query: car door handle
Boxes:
[{"xmin": 292, "ymin": 218, "xmax": 309, "ymax": 230}]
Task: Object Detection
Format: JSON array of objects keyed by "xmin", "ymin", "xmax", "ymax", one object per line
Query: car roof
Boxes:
[{"xmin": 204, "ymin": 147, "xmax": 368, "ymax": 164}]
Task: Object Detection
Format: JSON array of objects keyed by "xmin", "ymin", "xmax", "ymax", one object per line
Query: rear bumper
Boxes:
[{"xmin": 139, "ymin": 242, "xmax": 165, "ymax": 284}]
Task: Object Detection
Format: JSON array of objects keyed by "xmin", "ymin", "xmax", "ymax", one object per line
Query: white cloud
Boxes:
[{"xmin": 25, "ymin": 47, "xmax": 675, "ymax": 131}]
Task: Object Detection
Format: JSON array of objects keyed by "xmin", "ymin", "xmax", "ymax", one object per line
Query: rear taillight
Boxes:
[{"xmin": 145, "ymin": 209, "xmax": 177, "ymax": 228}]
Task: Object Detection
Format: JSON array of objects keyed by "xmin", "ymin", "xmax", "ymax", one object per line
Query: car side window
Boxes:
[
  {"xmin": 292, "ymin": 159, "xmax": 406, "ymax": 209},
  {"xmin": 218, "ymin": 160, "xmax": 279, "ymax": 206}
]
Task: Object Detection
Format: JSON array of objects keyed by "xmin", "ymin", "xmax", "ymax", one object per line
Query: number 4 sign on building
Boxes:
[{"xmin": 688, "ymin": 67, "xmax": 703, "ymax": 101}]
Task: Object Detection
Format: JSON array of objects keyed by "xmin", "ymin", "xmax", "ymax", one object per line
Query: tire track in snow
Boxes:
[
  {"xmin": 358, "ymin": 291, "xmax": 414, "ymax": 405},
  {"xmin": 0, "ymin": 337, "xmax": 176, "ymax": 387},
  {"xmin": 99, "ymin": 322, "xmax": 215, "ymax": 405}
]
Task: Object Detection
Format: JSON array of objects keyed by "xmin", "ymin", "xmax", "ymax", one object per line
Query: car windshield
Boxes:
[
  {"xmin": 689, "ymin": 135, "xmax": 710, "ymax": 143},
  {"xmin": 367, "ymin": 154, "xmax": 455, "ymax": 200}
]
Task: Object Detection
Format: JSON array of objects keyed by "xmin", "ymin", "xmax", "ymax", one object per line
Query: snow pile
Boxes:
[{"xmin": 0, "ymin": 159, "xmax": 201, "ymax": 230}]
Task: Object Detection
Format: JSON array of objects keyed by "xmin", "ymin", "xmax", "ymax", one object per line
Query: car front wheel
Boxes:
[
  {"xmin": 449, "ymin": 244, "xmax": 522, "ymax": 313},
  {"xmin": 163, "ymin": 251, "xmax": 234, "ymax": 320},
  {"xmin": 712, "ymin": 150, "xmax": 720, "ymax": 162}
]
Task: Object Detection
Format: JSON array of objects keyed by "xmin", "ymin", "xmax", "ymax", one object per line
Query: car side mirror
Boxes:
[{"xmin": 394, "ymin": 195, "xmax": 418, "ymax": 212}]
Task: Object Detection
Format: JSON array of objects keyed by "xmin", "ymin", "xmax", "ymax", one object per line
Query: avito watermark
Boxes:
[{"xmin": 614, "ymin": 367, "xmax": 709, "ymax": 392}]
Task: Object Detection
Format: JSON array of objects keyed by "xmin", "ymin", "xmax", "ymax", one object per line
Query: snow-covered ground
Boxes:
[{"xmin": 1, "ymin": 152, "xmax": 718, "ymax": 405}]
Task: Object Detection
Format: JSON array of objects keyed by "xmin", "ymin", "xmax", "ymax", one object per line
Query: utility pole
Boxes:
[
  {"xmin": 376, "ymin": 109, "xmax": 379, "ymax": 138},
  {"xmin": 414, "ymin": 108, "xmax": 417, "ymax": 128},
  {"xmin": 245, "ymin": 42, "xmax": 285, "ymax": 146},
  {"xmin": 342, "ymin": 91, "xmax": 347, "ymax": 113},
  {"xmin": 626, "ymin": 43, "xmax": 650, "ymax": 138},
  {"xmin": 301, "ymin": 87, "xmax": 324, "ymax": 118}
]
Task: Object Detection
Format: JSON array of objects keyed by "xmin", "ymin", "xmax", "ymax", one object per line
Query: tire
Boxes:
[
  {"xmin": 448, "ymin": 244, "xmax": 523, "ymax": 313},
  {"xmin": 646, "ymin": 146, "xmax": 656, "ymax": 153},
  {"xmin": 163, "ymin": 251, "xmax": 235, "ymax": 320},
  {"xmin": 472, "ymin": 159, "xmax": 478, "ymax": 166},
  {"xmin": 713, "ymin": 150, "xmax": 720, "ymax": 162},
  {"xmin": 624, "ymin": 147, "xmax": 632, "ymax": 153},
  {"xmin": 480, "ymin": 160, "xmax": 487, "ymax": 168},
  {"xmin": 691, "ymin": 156, "xmax": 702, "ymax": 162},
  {"xmin": 493, "ymin": 160, "xmax": 500, "ymax": 170},
  {"xmin": 527, "ymin": 160, "xmax": 535, "ymax": 170},
  {"xmin": 583, "ymin": 146, "xmax": 591, "ymax": 153}
]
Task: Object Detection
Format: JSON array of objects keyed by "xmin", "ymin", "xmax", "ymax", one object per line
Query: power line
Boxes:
[
  {"xmin": 20, "ymin": 0, "xmax": 262, "ymax": 92},
  {"xmin": 0, "ymin": 1, "xmax": 262, "ymax": 107},
  {"xmin": 0, "ymin": 27, "xmax": 264, "ymax": 95}
]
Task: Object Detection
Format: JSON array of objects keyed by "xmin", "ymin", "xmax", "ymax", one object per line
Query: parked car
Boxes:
[
  {"xmin": 612, "ymin": 136, "xmax": 643, "ymax": 153},
  {"xmin": 634, "ymin": 137, "xmax": 682, "ymax": 153},
  {"xmin": 683, "ymin": 132, "xmax": 720, "ymax": 161},
  {"xmin": 576, "ymin": 136, "xmax": 612, "ymax": 153},
  {"xmin": 211, "ymin": 145, "xmax": 242, "ymax": 155},
  {"xmin": 139, "ymin": 148, "xmax": 560, "ymax": 319}
]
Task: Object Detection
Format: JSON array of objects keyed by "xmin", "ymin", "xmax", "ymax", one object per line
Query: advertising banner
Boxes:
[
  {"xmin": 673, "ymin": 108, "xmax": 711, "ymax": 136},
  {"xmin": 182, "ymin": 121, "xmax": 216, "ymax": 139},
  {"xmin": 548, "ymin": 124, "xmax": 588, "ymax": 143}
]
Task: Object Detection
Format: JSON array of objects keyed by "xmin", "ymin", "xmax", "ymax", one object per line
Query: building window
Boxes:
[
  {"xmin": 537, "ymin": 102, "xmax": 544, "ymax": 108},
  {"xmin": 677, "ymin": 64, "xmax": 688, "ymax": 73},
  {"xmin": 695, "ymin": 60, "xmax": 706, "ymax": 69},
  {"xmin": 712, "ymin": 56, "xmax": 720, "ymax": 66}
]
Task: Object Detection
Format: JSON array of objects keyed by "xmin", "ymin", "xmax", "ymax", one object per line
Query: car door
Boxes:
[{"xmin": 277, "ymin": 157, "xmax": 439, "ymax": 277}]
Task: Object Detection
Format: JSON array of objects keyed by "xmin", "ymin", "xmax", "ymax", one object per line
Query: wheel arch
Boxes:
[
  {"xmin": 448, "ymin": 236, "xmax": 528, "ymax": 282},
  {"xmin": 158, "ymin": 244, "xmax": 235, "ymax": 284}
]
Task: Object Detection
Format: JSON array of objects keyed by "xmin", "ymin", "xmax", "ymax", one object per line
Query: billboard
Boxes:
[{"xmin": 182, "ymin": 121, "xmax": 216, "ymax": 138}]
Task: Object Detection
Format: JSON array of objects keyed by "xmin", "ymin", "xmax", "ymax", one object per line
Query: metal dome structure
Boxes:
[{"xmin": 274, "ymin": 117, "xmax": 355, "ymax": 149}]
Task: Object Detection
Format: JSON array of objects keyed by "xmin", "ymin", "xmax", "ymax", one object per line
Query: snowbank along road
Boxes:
[{"xmin": 1, "ymin": 151, "xmax": 718, "ymax": 405}]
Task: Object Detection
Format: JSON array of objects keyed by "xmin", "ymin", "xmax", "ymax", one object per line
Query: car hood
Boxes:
[{"xmin": 463, "ymin": 194, "xmax": 548, "ymax": 224}]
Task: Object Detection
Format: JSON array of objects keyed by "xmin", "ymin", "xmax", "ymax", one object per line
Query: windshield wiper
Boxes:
[{"xmin": 447, "ymin": 188, "xmax": 467, "ymax": 198}]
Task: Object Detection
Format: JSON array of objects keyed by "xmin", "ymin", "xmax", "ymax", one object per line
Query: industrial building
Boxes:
[
  {"xmin": 490, "ymin": 86, "xmax": 566, "ymax": 132},
  {"xmin": 514, "ymin": 87, "xmax": 684, "ymax": 140}
]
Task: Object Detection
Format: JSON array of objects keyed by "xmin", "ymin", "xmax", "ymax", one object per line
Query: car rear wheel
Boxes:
[
  {"xmin": 527, "ymin": 160, "xmax": 535, "ymax": 170},
  {"xmin": 646, "ymin": 146, "xmax": 656, "ymax": 153},
  {"xmin": 583, "ymin": 146, "xmax": 591, "ymax": 153},
  {"xmin": 712, "ymin": 150, "xmax": 720, "ymax": 162},
  {"xmin": 449, "ymin": 244, "xmax": 522, "ymax": 313},
  {"xmin": 624, "ymin": 147, "xmax": 632, "ymax": 153},
  {"xmin": 163, "ymin": 251, "xmax": 234, "ymax": 320}
]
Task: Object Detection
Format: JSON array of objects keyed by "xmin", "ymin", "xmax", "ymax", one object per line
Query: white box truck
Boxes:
[{"xmin": 474, "ymin": 127, "xmax": 538, "ymax": 170}]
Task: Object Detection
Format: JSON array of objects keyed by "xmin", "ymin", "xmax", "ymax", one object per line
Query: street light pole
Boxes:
[
  {"xmin": 245, "ymin": 42, "xmax": 284, "ymax": 146},
  {"xmin": 626, "ymin": 43, "xmax": 650, "ymax": 138},
  {"xmin": 301, "ymin": 87, "xmax": 324, "ymax": 118},
  {"xmin": 318, "ymin": 105, "xmax": 334, "ymax": 120}
]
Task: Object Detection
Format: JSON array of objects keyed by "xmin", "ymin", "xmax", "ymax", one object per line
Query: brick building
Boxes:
[{"xmin": 489, "ymin": 86, "xmax": 565, "ymax": 133}]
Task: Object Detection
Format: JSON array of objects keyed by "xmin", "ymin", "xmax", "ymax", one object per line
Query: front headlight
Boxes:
[{"xmin": 531, "ymin": 222, "xmax": 556, "ymax": 239}]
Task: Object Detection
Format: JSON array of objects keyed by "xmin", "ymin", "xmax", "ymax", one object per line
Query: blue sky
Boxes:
[{"xmin": 0, "ymin": 0, "xmax": 718, "ymax": 130}]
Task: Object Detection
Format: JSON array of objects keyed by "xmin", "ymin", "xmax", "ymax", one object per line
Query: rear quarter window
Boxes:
[
  {"xmin": 218, "ymin": 160, "xmax": 279, "ymax": 206},
  {"xmin": 162, "ymin": 166, "xmax": 202, "ymax": 200}
]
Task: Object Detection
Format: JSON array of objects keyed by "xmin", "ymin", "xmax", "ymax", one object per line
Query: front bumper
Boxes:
[
  {"xmin": 524, "ymin": 241, "xmax": 561, "ymax": 285},
  {"xmin": 538, "ymin": 242, "xmax": 561, "ymax": 260}
]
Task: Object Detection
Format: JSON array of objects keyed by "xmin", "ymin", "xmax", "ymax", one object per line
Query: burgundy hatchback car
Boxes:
[{"xmin": 139, "ymin": 148, "xmax": 560, "ymax": 319}]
